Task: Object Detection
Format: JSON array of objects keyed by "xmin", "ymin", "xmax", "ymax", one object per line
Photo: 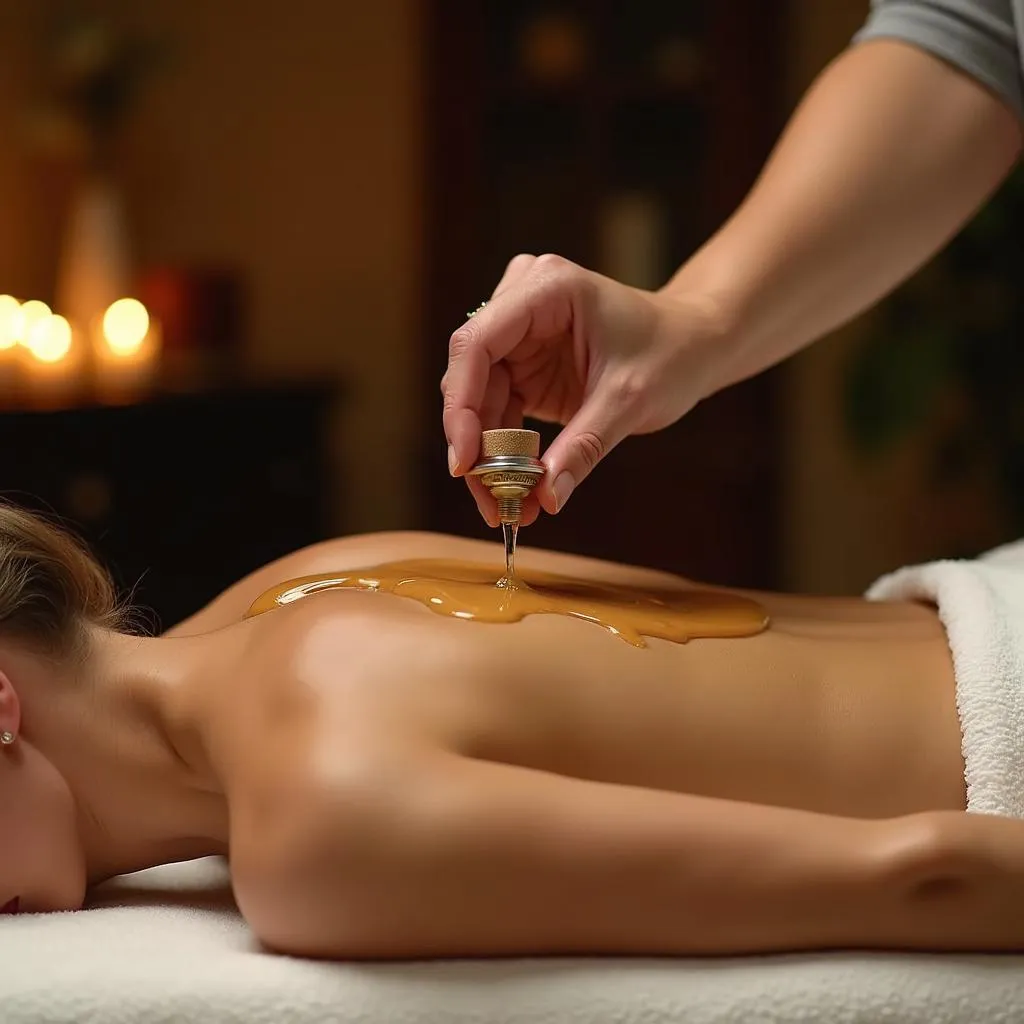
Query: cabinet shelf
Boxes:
[
  {"xmin": 0, "ymin": 385, "xmax": 336, "ymax": 628},
  {"xmin": 487, "ymin": 75, "xmax": 706, "ymax": 106}
]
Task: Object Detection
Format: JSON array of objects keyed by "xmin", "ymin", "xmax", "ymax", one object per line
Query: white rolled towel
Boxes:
[{"xmin": 868, "ymin": 540, "xmax": 1024, "ymax": 818}]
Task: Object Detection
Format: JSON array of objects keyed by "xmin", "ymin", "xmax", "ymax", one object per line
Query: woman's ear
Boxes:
[{"xmin": 0, "ymin": 669, "xmax": 22, "ymax": 742}]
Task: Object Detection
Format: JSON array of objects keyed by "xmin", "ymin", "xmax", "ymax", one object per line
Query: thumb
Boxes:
[{"xmin": 537, "ymin": 378, "xmax": 639, "ymax": 515}]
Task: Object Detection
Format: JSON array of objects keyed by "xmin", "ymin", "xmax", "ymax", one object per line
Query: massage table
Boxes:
[{"xmin": 2, "ymin": 855, "xmax": 1022, "ymax": 1024}]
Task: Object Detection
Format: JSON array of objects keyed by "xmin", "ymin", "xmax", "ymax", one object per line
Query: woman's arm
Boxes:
[
  {"xmin": 234, "ymin": 753, "xmax": 1024, "ymax": 960},
  {"xmin": 668, "ymin": 38, "xmax": 1022, "ymax": 393}
]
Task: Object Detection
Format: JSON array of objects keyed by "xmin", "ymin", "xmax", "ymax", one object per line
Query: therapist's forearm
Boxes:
[{"xmin": 665, "ymin": 39, "xmax": 1022, "ymax": 392}]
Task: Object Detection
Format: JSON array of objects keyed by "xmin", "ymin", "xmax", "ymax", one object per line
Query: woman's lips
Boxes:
[{"xmin": 0, "ymin": 897, "xmax": 19, "ymax": 914}]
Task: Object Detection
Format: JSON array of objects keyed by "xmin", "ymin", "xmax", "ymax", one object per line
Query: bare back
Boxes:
[{"xmin": 179, "ymin": 532, "xmax": 965, "ymax": 824}]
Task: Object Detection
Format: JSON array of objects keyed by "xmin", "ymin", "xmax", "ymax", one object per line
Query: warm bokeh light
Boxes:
[
  {"xmin": 102, "ymin": 298, "xmax": 150, "ymax": 356},
  {"xmin": 0, "ymin": 295, "xmax": 20, "ymax": 350},
  {"xmin": 26, "ymin": 314, "xmax": 73, "ymax": 364},
  {"xmin": 13, "ymin": 300, "xmax": 51, "ymax": 344}
]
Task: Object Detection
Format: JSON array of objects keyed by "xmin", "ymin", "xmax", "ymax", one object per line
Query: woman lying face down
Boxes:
[
  {"xmin": 0, "ymin": 504, "xmax": 229, "ymax": 915},
  {"xmin": 3, "ymin": 501, "xmax": 1024, "ymax": 956}
]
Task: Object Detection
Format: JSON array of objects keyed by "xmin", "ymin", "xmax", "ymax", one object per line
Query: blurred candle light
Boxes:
[
  {"xmin": 0, "ymin": 295, "xmax": 21, "ymax": 407},
  {"xmin": 0, "ymin": 295, "xmax": 20, "ymax": 350},
  {"xmin": 23, "ymin": 313, "xmax": 84, "ymax": 409},
  {"xmin": 27, "ymin": 313, "xmax": 73, "ymax": 363},
  {"xmin": 93, "ymin": 297, "xmax": 161, "ymax": 404},
  {"xmin": 12, "ymin": 300, "xmax": 51, "ymax": 344},
  {"xmin": 102, "ymin": 297, "xmax": 149, "ymax": 355}
]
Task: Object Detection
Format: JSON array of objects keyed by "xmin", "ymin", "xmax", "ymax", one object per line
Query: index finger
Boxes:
[{"xmin": 442, "ymin": 296, "xmax": 534, "ymax": 473}]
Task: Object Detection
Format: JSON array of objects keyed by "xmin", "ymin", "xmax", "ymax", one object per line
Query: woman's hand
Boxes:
[{"xmin": 441, "ymin": 254, "xmax": 730, "ymax": 525}]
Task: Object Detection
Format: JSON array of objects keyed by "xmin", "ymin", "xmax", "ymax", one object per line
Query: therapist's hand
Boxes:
[{"xmin": 441, "ymin": 254, "xmax": 728, "ymax": 526}]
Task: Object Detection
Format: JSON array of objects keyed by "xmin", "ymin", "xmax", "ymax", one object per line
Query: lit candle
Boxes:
[
  {"xmin": 92, "ymin": 297, "xmax": 162, "ymax": 404},
  {"xmin": 23, "ymin": 313, "xmax": 85, "ymax": 409},
  {"xmin": 0, "ymin": 295, "xmax": 20, "ymax": 347},
  {"xmin": 12, "ymin": 300, "xmax": 52, "ymax": 344},
  {"xmin": 0, "ymin": 295, "xmax": 22, "ymax": 406}
]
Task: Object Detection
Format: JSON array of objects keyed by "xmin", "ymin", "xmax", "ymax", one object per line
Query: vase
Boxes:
[{"xmin": 54, "ymin": 174, "xmax": 132, "ymax": 353}]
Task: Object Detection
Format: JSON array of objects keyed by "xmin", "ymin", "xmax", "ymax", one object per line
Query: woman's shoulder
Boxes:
[
  {"xmin": 202, "ymin": 589, "xmax": 468, "ymax": 786},
  {"xmin": 166, "ymin": 532, "xmax": 473, "ymax": 637}
]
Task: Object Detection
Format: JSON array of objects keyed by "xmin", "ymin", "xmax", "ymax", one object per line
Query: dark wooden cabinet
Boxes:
[
  {"xmin": 420, "ymin": 0, "xmax": 788, "ymax": 587},
  {"xmin": 0, "ymin": 386, "xmax": 335, "ymax": 629}
]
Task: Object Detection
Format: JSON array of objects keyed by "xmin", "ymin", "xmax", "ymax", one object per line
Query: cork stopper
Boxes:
[
  {"xmin": 469, "ymin": 428, "xmax": 545, "ymax": 525},
  {"xmin": 480, "ymin": 429, "xmax": 541, "ymax": 459}
]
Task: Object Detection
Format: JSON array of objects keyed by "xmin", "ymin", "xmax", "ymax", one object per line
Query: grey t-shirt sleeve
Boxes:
[{"xmin": 854, "ymin": 0, "xmax": 1024, "ymax": 120}]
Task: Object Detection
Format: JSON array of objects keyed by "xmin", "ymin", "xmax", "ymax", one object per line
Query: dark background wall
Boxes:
[{"xmin": 0, "ymin": 0, "xmax": 1013, "ymax": 621}]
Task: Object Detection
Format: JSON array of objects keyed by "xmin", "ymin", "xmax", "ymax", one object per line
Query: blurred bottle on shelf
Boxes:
[
  {"xmin": 597, "ymin": 191, "xmax": 668, "ymax": 290},
  {"xmin": 518, "ymin": 11, "xmax": 589, "ymax": 85},
  {"xmin": 137, "ymin": 266, "xmax": 246, "ymax": 391}
]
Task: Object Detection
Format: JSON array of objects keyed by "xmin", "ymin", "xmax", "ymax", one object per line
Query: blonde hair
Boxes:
[{"xmin": 0, "ymin": 501, "xmax": 127, "ymax": 654}]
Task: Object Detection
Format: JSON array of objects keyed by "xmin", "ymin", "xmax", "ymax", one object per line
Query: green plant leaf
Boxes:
[{"xmin": 842, "ymin": 165, "xmax": 1024, "ymax": 534}]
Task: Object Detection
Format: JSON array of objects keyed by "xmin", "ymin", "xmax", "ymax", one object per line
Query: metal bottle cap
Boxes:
[{"xmin": 468, "ymin": 429, "xmax": 545, "ymax": 525}]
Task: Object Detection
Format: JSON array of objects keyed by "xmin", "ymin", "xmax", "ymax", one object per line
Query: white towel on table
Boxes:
[
  {"xmin": 868, "ymin": 538, "xmax": 1024, "ymax": 817},
  {"xmin": 3, "ymin": 856, "xmax": 1024, "ymax": 1024}
]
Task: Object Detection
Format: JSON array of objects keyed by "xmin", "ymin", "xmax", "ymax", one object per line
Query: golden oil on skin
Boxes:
[
  {"xmin": 246, "ymin": 432, "xmax": 769, "ymax": 644},
  {"xmin": 245, "ymin": 559, "xmax": 769, "ymax": 647}
]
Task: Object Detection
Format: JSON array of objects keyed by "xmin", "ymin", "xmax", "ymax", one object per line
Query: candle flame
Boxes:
[
  {"xmin": 0, "ymin": 295, "xmax": 20, "ymax": 350},
  {"xmin": 13, "ymin": 300, "xmax": 51, "ymax": 345},
  {"xmin": 102, "ymin": 298, "xmax": 149, "ymax": 356},
  {"xmin": 26, "ymin": 314, "xmax": 73, "ymax": 364}
]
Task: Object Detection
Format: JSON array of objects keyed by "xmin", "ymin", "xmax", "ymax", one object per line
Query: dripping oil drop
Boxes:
[{"xmin": 499, "ymin": 522, "xmax": 520, "ymax": 588}]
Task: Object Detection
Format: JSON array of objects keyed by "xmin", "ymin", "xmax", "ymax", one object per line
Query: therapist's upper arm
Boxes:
[{"xmin": 855, "ymin": 0, "xmax": 1024, "ymax": 124}]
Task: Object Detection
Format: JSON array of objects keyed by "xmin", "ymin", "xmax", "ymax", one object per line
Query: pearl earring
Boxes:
[{"xmin": 0, "ymin": 731, "xmax": 14, "ymax": 746}]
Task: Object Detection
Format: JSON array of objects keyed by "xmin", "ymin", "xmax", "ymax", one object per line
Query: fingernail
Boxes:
[
  {"xmin": 552, "ymin": 471, "xmax": 575, "ymax": 512},
  {"xmin": 447, "ymin": 444, "xmax": 459, "ymax": 476}
]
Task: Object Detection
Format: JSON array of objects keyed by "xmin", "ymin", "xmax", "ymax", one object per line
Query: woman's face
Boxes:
[{"xmin": 0, "ymin": 736, "xmax": 87, "ymax": 915}]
